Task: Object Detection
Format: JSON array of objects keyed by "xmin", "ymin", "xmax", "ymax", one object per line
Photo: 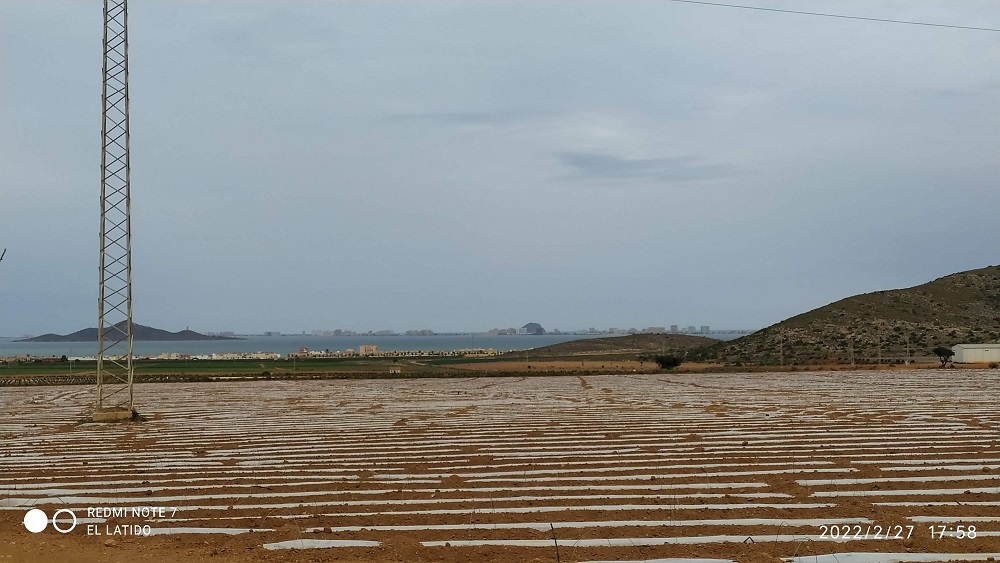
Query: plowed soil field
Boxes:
[{"xmin": 2, "ymin": 370, "xmax": 999, "ymax": 563}]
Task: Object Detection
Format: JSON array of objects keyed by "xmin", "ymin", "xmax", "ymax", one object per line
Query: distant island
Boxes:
[{"xmin": 16, "ymin": 323, "xmax": 243, "ymax": 342}]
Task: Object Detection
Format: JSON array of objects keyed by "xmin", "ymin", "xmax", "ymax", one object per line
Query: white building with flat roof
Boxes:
[{"xmin": 952, "ymin": 343, "xmax": 1000, "ymax": 363}]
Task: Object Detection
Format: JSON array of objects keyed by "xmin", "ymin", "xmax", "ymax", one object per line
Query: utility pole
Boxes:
[
  {"xmin": 95, "ymin": 0, "xmax": 135, "ymax": 420},
  {"xmin": 1, "ymin": 250, "xmax": 5, "ymax": 360},
  {"xmin": 848, "ymin": 335, "xmax": 855, "ymax": 366},
  {"xmin": 877, "ymin": 321, "xmax": 886, "ymax": 365}
]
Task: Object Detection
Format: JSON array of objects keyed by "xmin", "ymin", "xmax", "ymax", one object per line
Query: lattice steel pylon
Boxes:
[{"xmin": 96, "ymin": 0, "xmax": 134, "ymax": 415}]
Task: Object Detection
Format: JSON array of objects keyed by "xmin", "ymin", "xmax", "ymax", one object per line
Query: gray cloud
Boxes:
[
  {"xmin": 387, "ymin": 107, "xmax": 552, "ymax": 126},
  {"xmin": 554, "ymin": 151, "xmax": 732, "ymax": 183},
  {"xmin": 1, "ymin": 0, "xmax": 997, "ymax": 335}
]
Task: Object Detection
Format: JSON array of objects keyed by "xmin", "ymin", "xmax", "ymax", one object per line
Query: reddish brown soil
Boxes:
[{"xmin": 2, "ymin": 370, "xmax": 998, "ymax": 563}]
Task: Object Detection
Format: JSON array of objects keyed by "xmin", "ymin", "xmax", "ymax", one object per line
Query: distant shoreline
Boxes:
[{"xmin": 0, "ymin": 333, "xmax": 745, "ymax": 358}]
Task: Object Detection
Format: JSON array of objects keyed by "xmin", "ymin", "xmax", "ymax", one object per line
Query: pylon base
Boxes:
[{"xmin": 92, "ymin": 408, "xmax": 136, "ymax": 422}]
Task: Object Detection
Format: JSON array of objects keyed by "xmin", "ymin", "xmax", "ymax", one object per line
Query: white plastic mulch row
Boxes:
[
  {"xmin": 421, "ymin": 536, "xmax": 1000, "ymax": 548},
  {"xmin": 146, "ymin": 527, "xmax": 272, "ymax": 536},
  {"xmin": 263, "ymin": 539, "xmax": 380, "ymax": 550},
  {"xmin": 781, "ymin": 554, "xmax": 1000, "ymax": 563},
  {"xmin": 581, "ymin": 559, "xmax": 737, "ymax": 563},
  {"xmin": 307, "ymin": 517, "xmax": 872, "ymax": 532}
]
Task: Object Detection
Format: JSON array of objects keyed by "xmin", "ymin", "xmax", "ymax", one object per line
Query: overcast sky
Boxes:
[{"xmin": 1, "ymin": 0, "xmax": 997, "ymax": 335}]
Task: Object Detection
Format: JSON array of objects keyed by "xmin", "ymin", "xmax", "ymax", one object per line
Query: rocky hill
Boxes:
[{"xmin": 693, "ymin": 265, "xmax": 1000, "ymax": 365}]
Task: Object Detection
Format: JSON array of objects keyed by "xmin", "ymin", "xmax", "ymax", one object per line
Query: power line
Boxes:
[{"xmin": 665, "ymin": 0, "xmax": 1000, "ymax": 32}]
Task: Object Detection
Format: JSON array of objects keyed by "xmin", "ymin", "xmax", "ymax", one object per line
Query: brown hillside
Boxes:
[
  {"xmin": 695, "ymin": 265, "xmax": 1000, "ymax": 365},
  {"xmin": 510, "ymin": 333, "xmax": 718, "ymax": 359}
]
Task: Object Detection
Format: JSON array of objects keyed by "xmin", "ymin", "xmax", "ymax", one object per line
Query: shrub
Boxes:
[
  {"xmin": 653, "ymin": 355, "xmax": 682, "ymax": 369},
  {"xmin": 932, "ymin": 346, "xmax": 954, "ymax": 367}
]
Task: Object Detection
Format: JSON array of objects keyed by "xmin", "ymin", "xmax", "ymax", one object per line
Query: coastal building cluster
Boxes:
[
  {"xmin": 568, "ymin": 326, "xmax": 713, "ymax": 336},
  {"xmin": 2, "ymin": 346, "xmax": 502, "ymax": 364},
  {"xmin": 2, "ymin": 351, "xmax": 285, "ymax": 362},
  {"xmin": 488, "ymin": 323, "xmax": 546, "ymax": 336},
  {"xmin": 271, "ymin": 329, "xmax": 435, "ymax": 337},
  {"xmin": 202, "ymin": 324, "xmax": 717, "ymax": 338},
  {"xmin": 164, "ymin": 352, "xmax": 281, "ymax": 361},
  {"xmin": 287, "ymin": 346, "xmax": 500, "ymax": 358},
  {"xmin": 487, "ymin": 324, "xmax": 714, "ymax": 336}
]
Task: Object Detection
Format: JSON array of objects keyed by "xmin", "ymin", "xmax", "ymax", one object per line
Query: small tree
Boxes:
[
  {"xmin": 653, "ymin": 355, "xmax": 682, "ymax": 370},
  {"xmin": 932, "ymin": 346, "xmax": 953, "ymax": 367}
]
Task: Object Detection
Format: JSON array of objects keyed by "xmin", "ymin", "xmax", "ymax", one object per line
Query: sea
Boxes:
[{"xmin": 0, "ymin": 332, "xmax": 744, "ymax": 358}]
